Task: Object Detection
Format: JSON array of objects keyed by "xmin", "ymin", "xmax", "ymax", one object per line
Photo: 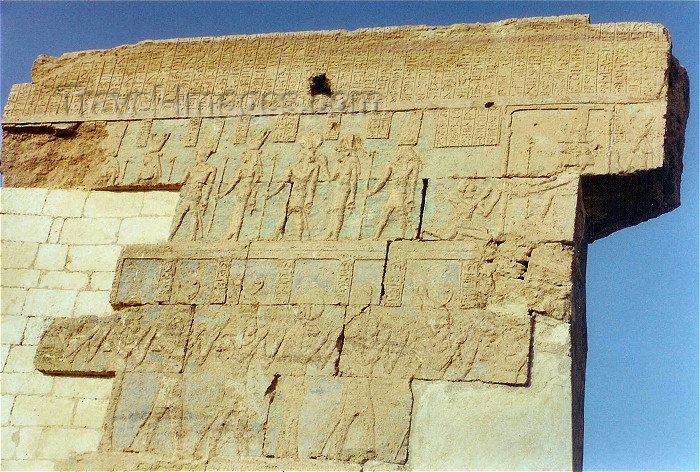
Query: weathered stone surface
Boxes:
[{"xmin": 0, "ymin": 13, "xmax": 687, "ymax": 472}]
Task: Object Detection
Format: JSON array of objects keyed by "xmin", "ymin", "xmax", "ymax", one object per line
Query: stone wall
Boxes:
[
  {"xmin": 0, "ymin": 15, "xmax": 689, "ymax": 471},
  {"xmin": 1, "ymin": 188, "xmax": 178, "ymax": 470}
]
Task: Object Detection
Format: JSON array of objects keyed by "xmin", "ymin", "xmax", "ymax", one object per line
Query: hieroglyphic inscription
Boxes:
[
  {"xmin": 184, "ymin": 117, "xmax": 203, "ymax": 147},
  {"xmin": 211, "ymin": 258, "xmax": 231, "ymax": 303},
  {"xmin": 155, "ymin": 259, "xmax": 177, "ymax": 303},
  {"xmin": 366, "ymin": 112, "xmax": 392, "ymax": 139},
  {"xmin": 135, "ymin": 119, "xmax": 153, "ymax": 147},
  {"xmin": 274, "ymin": 259, "xmax": 295, "ymax": 304},
  {"xmin": 433, "ymin": 108, "xmax": 501, "ymax": 147},
  {"xmin": 273, "ymin": 115, "xmax": 300, "ymax": 143}
]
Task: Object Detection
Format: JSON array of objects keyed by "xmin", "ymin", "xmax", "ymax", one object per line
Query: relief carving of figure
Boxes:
[
  {"xmin": 424, "ymin": 179, "xmax": 500, "ymax": 241},
  {"xmin": 168, "ymin": 148, "xmax": 218, "ymax": 241},
  {"xmin": 136, "ymin": 132, "xmax": 171, "ymax": 185},
  {"xmin": 194, "ymin": 380, "xmax": 252, "ymax": 459},
  {"xmin": 217, "ymin": 130, "xmax": 271, "ymax": 241},
  {"xmin": 268, "ymin": 132, "xmax": 329, "ymax": 240},
  {"xmin": 127, "ymin": 374, "xmax": 183, "ymax": 453},
  {"xmin": 368, "ymin": 144, "xmax": 421, "ymax": 240},
  {"xmin": 412, "ymin": 287, "xmax": 460, "ymax": 377},
  {"xmin": 324, "ymin": 135, "xmax": 372, "ymax": 240}
]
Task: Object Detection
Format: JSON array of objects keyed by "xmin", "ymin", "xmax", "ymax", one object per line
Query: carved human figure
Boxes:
[
  {"xmin": 268, "ymin": 132, "xmax": 329, "ymax": 240},
  {"xmin": 102, "ymin": 155, "xmax": 121, "ymax": 186},
  {"xmin": 194, "ymin": 380, "xmax": 252, "ymax": 459},
  {"xmin": 274, "ymin": 305, "xmax": 331, "ymax": 373},
  {"xmin": 559, "ymin": 119, "xmax": 594, "ymax": 170},
  {"xmin": 425, "ymin": 179, "xmax": 500, "ymax": 241},
  {"xmin": 412, "ymin": 287, "xmax": 459, "ymax": 377},
  {"xmin": 218, "ymin": 130, "xmax": 270, "ymax": 240},
  {"xmin": 369, "ymin": 144, "xmax": 421, "ymax": 240},
  {"xmin": 127, "ymin": 374, "xmax": 183, "ymax": 453},
  {"xmin": 324, "ymin": 135, "xmax": 370, "ymax": 240},
  {"xmin": 168, "ymin": 148, "xmax": 218, "ymax": 241},
  {"xmin": 136, "ymin": 132, "xmax": 171, "ymax": 185}
]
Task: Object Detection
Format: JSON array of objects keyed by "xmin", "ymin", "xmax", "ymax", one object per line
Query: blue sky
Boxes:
[{"xmin": 1, "ymin": 2, "xmax": 698, "ymax": 470}]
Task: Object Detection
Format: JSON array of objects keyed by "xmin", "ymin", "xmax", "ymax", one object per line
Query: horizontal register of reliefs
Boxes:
[{"xmin": 3, "ymin": 15, "xmax": 671, "ymax": 122}]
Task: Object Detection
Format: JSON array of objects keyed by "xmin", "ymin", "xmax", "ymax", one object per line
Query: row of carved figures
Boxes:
[{"xmin": 167, "ymin": 130, "xmax": 422, "ymax": 242}]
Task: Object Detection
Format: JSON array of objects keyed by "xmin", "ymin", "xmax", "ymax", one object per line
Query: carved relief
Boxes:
[
  {"xmin": 366, "ymin": 112, "xmax": 392, "ymax": 139},
  {"xmin": 136, "ymin": 131, "xmax": 171, "ymax": 185},
  {"xmin": 367, "ymin": 144, "xmax": 421, "ymax": 240},
  {"xmin": 273, "ymin": 115, "xmax": 300, "ymax": 143},
  {"xmin": 268, "ymin": 132, "xmax": 329, "ymax": 240},
  {"xmin": 433, "ymin": 108, "xmax": 500, "ymax": 147},
  {"xmin": 184, "ymin": 117, "xmax": 203, "ymax": 147},
  {"xmin": 217, "ymin": 130, "xmax": 270, "ymax": 241},
  {"xmin": 169, "ymin": 148, "xmax": 218, "ymax": 241}
]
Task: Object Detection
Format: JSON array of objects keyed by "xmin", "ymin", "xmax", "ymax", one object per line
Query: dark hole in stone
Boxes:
[
  {"xmin": 484, "ymin": 101, "xmax": 494, "ymax": 108},
  {"xmin": 310, "ymin": 74, "xmax": 332, "ymax": 97}
]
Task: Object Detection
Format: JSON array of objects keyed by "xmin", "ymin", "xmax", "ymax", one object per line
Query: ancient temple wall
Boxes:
[
  {"xmin": 0, "ymin": 14, "xmax": 688, "ymax": 472},
  {"xmin": 1, "ymin": 188, "xmax": 178, "ymax": 470}
]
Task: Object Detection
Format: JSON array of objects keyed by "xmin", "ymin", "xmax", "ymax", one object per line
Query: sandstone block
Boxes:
[
  {"xmin": 60, "ymin": 217, "xmax": 120, "ymax": 244},
  {"xmin": 65, "ymin": 244, "xmax": 122, "ymax": 272},
  {"xmin": 1, "ymin": 316, "xmax": 28, "ymax": 345},
  {"xmin": 0, "ymin": 460, "xmax": 56, "ymax": 471},
  {"xmin": 118, "ymin": 216, "xmax": 172, "ymax": 244},
  {"xmin": 23, "ymin": 288, "xmax": 77, "ymax": 317},
  {"xmin": 39, "ymin": 271, "xmax": 89, "ymax": 290},
  {"xmin": 1, "ymin": 241, "xmax": 38, "ymax": 268},
  {"xmin": 84, "ymin": 191, "xmax": 143, "ymax": 217},
  {"xmin": 10, "ymin": 395, "xmax": 74, "ymax": 425},
  {"xmin": 34, "ymin": 243, "xmax": 68, "ymax": 270},
  {"xmin": 0, "ymin": 188, "xmax": 47, "ymax": 215},
  {"xmin": 42, "ymin": 189, "xmax": 87, "ymax": 217},
  {"xmin": 1, "ymin": 345, "xmax": 9, "ymax": 371}
]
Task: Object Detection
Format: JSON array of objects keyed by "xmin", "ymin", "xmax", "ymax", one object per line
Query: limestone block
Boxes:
[
  {"xmin": 1, "ymin": 345, "xmax": 9, "ymax": 370},
  {"xmin": 3, "ymin": 345, "xmax": 38, "ymax": 373},
  {"xmin": 84, "ymin": 191, "xmax": 144, "ymax": 217},
  {"xmin": 0, "ymin": 188, "xmax": 47, "ymax": 214},
  {"xmin": 118, "ymin": 216, "xmax": 172, "ymax": 244},
  {"xmin": 34, "ymin": 243, "xmax": 69, "ymax": 270},
  {"xmin": 1, "ymin": 288, "xmax": 28, "ymax": 316},
  {"xmin": 21, "ymin": 316, "xmax": 50, "ymax": 346},
  {"xmin": 141, "ymin": 191, "xmax": 180, "ymax": 216},
  {"xmin": 0, "ymin": 372, "xmax": 53, "ymax": 395},
  {"xmin": 1, "ymin": 268, "xmax": 40, "ymax": 288},
  {"xmin": 90, "ymin": 271, "xmax": 116, "ymax": 291},
  {"xmin": 46, "ymin": 217, "xmax": 64, "ymax": 243},
  {"xmin": 14, "ymin": 426, "xmax": 42, "ymax": 460},
  {"xmin": 42, "ymin": 189, "xmax": 87, "ymax": 217},
  {"xmin": 53, "ymin": 376, "xmax": 114, "ymax": 399},
  {"xmin": 65, "ymin": 244, "xmax": 122, "ymax": 272},
  {"xmin": 39, "ymin": 270, "xmax": 89, "ymax": 290},
  {"xmin": 1, "ymin": 395, "xmax": 14, "ymax": 425},
  {"xmin": 73, "ymin": 290, "xmax": 113, "ymax": 317},
  {"xmin": 22, "ymin": 288, "xmax": 77, "ymax": 317},
  {"xmin": 1, "ymin": 241, "xmax": 38, "ymax": 268},
  {"xmin": 1, "ymin": 315, "xmax": 28, "ymax": 345},
  {"xmin": 0, "ymin": 214, "xmax": 52, "ymax": 243},
  {"xmin": 60, "ymin": 217, "xmax": 121, "ymax": 244},
  {"xmin": 36, "ymin": 427, "xmax": 102, "ymax": 460},
  {"xmin": 72, "ymin": 398, "xmax": 110, "ymax": 428},
  {"xmin": 0, "ymin": 460, "xmax": 55, "ymax": 471},
  {"xmin": 10, "ymin": 395, "xmax": 75, "ymax": 426}
]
